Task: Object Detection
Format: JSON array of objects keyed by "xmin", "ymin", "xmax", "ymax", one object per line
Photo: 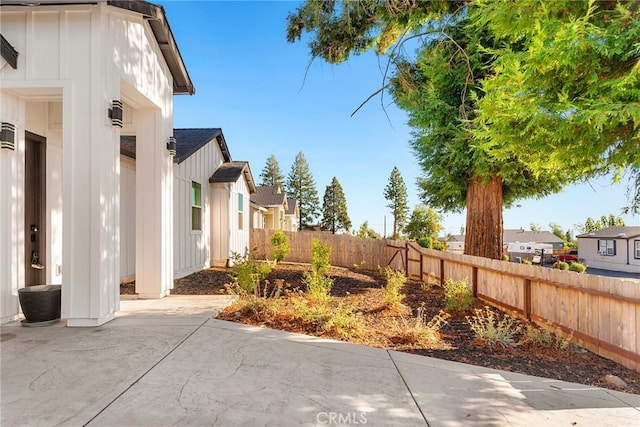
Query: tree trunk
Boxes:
[{"xmin": 464, "ymin": 175, "xmax": 503, "ymax": 259}]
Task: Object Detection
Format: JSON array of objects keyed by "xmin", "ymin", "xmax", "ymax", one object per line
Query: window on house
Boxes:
[
  {"xmin": 635, "ymin": 240, "xmax": 640, "ymax": 259},
  {"xmin": 191, "ymin": 182, "xmax": 202, "ymax": 231},
  {"xmin": 238, "ymin": 193, "xmax": 244, "ymax": 231},
  {"xmin": 598, "ymin": 239, "xmax": 615, "ymax": 256}
]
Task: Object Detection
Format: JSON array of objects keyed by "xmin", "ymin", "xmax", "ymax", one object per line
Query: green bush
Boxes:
[
  {"xmin": 522, "ymin": 259, "xmax": 532, "ymax": 265},
  {"xmin": 466, "ymin": 306, "xmax": 522, "ymax": 348},
  {"xmin": 304, "ymin": 271, "xmax": 333, "ymax": 304},
  {"xmin": 553, "ymin": 260, "xmax": 569, "ymax": 270},
  {"xmin": 270, "ymin": 230, "xmax": 290, "ymax": 263},
  {"xmin": 380, "ymin": 266, "xmax": 406, "ymax": 309},
  {"xmin": 417, "ymin": 236, "xmax": 433, "ymax": 249},
  {"xmin": 229, "ymin": 253, "xmax": 272, "ymax": 294},
  {"xmin": 311, "ymin": 238, "xmax": 331, "ymax": 276},
  {"xmin": 443, "ymin": 278, "xmax": 474, "ymax": 312},
  {"xmin": 568, "ymin": 262, "xmax": 587, "ymax": 273}
]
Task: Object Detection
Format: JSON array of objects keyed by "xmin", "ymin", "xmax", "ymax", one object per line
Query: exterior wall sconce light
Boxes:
[
  {"xmin": 108, "ymin": 100, "xmax": 123, "ymax": 127},
  {"xmin": 166, "ymin": 136, "xmax": 176, "ymax": 156},
  {"xmin": 0, "ymin": 122, "xmax": 15, "ymax": 150}
]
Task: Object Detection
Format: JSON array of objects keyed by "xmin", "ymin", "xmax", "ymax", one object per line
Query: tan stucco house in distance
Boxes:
[{"xmin": 577, "ymin": 226, "xmax": 640, "ymax": 273}]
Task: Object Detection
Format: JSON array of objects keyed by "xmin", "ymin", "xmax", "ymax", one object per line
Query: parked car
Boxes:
[{"xmin": 553, "ymin": 250, "xmax": 578, "ymax": 263}]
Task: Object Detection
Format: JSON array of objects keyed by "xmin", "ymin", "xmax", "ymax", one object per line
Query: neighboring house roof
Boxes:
[
  {"xmin": 503, "ymin": 229, "xmax": 565, "ymax": 244},
  {"xmin": 173, "ymin": 128, "xmax": 231, "ymax": 164},
  {"xmin": 1, "ymin": 0, "xmax": 194, "ymax": 95},
  {"xmin": 251, "ymin": 185, "xmax": 286, "ymax": 207},
  {"xmin": 209, "ymin": 161, "xmax": 256, "ymax": 194},
  {"xmin": 576, "ymin": 226, "xmax": 640, "ymax": 239},
  {"xmin": 285, "ymin": 198, "xmax": 298, "ymax": 215}
]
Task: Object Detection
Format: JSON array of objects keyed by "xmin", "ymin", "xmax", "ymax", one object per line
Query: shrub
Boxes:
[
  {"xmin": 431, "ymin": 241, "xmax": 445, "ymax": 251},
  {"xmin": 554, "ymin": 260, "xmax": 569, "ymax": 270},
  {"xmin": 270, "ymin": 230, "xmax": 290, "ymax": 263},
  {"xmin": 380, "ymin": 266, "xmax": 406, "ymax": 309},
  {"xmin": 417, "ymin": 236, "xmax": 433, "ymax": 249},
  {"xmin": 522, "ymin": 322, "xmax": 572, "ymax": 351},
  {"xmin": 522, "ymin": 259, "xmax": 532, "ymax": 265},
  {"xmin": 289, "ymin": 293, "xmax": 363, "ymax": 339},
  {"xmin": 568, "ymin": 262, "xmax": 587, "ymax": 273},
  {"xmin": 399, "ymin": 305, "xmax": 451, "ymax": 347},
  {"xmin": 443, "ymin": 278, "xmax": 473, "ymax": 312},
  {"xmin": 311, "ymin": 239, "xmax": 331, "ymax": 276},
  {"xmin": 466, "ymin": 306, "xmax": 522, "ymax": 347},
  {"xmin": 229, "ymin": 253, "xmax": 272, "ymax": 294},
  {"xmin": 304, "ymin": 271, "xmax": 333, "ymax": 304},
  {"xmin": 502, "ymin": 254, "xmax": 510, "ymax": 262}
]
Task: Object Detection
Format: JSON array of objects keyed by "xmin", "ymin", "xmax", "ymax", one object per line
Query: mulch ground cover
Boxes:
[{"xmin": 121, "ymin": 262, "xmax": 640, "ymax": 395}]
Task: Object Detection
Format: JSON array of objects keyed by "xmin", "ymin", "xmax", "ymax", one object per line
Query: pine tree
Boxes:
[
  {"xmin": 321, "ymin": 177, "xmax": 351, "ymax": 234},
  {"xmin": 286, "ymin": 152, "xmax": 319, "ymax": 230},
  {"xmin": 383, "ymin": 167, "xmax": 409, "ymax": 240},
  {"xmin": 355, "ymin": 221, "xmax": 381, "ymax": 239},
  {"xmin": 259, "ymin": 154, "xmax": 285, "ymax": 188}
]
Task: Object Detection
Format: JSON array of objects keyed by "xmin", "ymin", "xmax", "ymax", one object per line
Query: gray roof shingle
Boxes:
[
  {"xmin": 209, "ymin": 161, "xmax": 256, "ymax": 193},
  {"xmin": 251, "ymin": 186, "xmax": 286, "ymax": 207},
  {"xmin": 174, "ymin": 128, "xmax": 231, "ymax": 164},
  {"xmin": 576, "ymin": 226, "xmax": 640, "ymax": 239},
  {"xmin": 502, "ymin": 229, "xmax": 565, "ymax": 244},
  {"xmin": 285, "ymin": 198, "xmax": 297, "ymax": 215}
]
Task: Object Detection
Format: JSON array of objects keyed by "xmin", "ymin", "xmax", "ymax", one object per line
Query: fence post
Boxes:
[
  {"xmin": 472, "ymin": 266, "xmax": 478, "ymax": 297},
  {"xmin": 523, "ymin": 279, "xmax": 531, "ymax": 320},
  {"xmin": 439, "ymin": 258, "xmax": 445, "ymax": 285},
  {"xmin": 419, "ymin": 251, "xmax": 423, "ymax": 282},
  {"xmin": 405, "ymin": 241, "xmax": 409, "ymax": 274}
]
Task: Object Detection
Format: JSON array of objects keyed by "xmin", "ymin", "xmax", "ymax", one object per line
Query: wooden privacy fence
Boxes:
[
  {"xmin": 250, "ymin": 230, "xmax": 640, "ymax": 371},
  {"xmin": 250, "ymin": 229, "xmax": 405, "ymax": 271},
  {"xmin": 405, "ymin": 242, "xmax": 640, "ymax": 372}
]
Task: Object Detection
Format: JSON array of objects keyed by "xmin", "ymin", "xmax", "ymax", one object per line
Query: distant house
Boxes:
[
  {"xmin": 576, "ymin": 227, "xmax": 640, "ymax": 273},
  {"xmin": 502, "ymin": 229, "xmax": 565, "ymax": 251},
  {"xmin": 120, "ymin": 128, "xmax": 256, "ymax": 278},
  {"xmin": 284, "ymin": 198, "xmax": 300, "ymax": 232},
  {"xmin": 250, "ymin": 186, "xmax": 298, "ymax": 232}
]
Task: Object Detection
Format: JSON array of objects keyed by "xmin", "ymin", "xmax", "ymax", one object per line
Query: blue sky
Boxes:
[{"xmin": 160, "ymin": 1, "xmax": 638, "ymax": 237}]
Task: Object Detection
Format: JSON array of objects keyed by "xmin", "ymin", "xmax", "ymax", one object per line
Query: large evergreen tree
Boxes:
[
  {"xmin": 286, "ymin": 0, "xmax": 639, "ymax": 259},
  {"xmin": 260, "ymin": 154, "xmax": 285, "ymax": 188},
  {"xmin": 286, "ymin": 151, "xmax": 320, "ymax": 230},
  {"xmin": 321, "ymin": 177, "xmax": 351, "ymax": 234},
  {"xmin": 383, "ymin": 166, "xmax": 409, "ymax": 240},
  {"xmin": 355, "ymin": 221, "xmax": 381, "ymax": 239}
]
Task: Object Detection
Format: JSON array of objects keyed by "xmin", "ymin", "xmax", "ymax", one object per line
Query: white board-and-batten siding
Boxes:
[{"xmin": 173, "ymin": 141, "xmax": 223, "ymax": 278}]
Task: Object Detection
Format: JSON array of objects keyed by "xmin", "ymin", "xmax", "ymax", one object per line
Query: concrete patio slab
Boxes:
[{"xmin": 2, "ymin": 296, "xmax": 638, "ymax": 426}]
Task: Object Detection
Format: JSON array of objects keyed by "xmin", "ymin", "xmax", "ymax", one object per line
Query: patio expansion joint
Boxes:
[
  {"xmin": 81, "ymin": 317, "xmax": 211, "ymax": 426},
  {"xmin": 386, "ymin": 350, "xmax": 430, "ymax": 426}
]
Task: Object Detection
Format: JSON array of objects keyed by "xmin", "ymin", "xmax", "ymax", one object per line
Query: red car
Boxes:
[{"xmin": 554, "ymin": 250, "xmax": 578, "ymax": 263}]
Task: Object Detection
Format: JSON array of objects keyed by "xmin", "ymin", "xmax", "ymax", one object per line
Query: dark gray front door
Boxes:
[{"xmin": 24, "ymin": 131, "xmax": 46, "ymax": 286}]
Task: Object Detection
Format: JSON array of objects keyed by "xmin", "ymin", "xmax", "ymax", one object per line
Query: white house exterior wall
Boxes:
[
  {"xmin": 0, "ymin": 3, "xmax": 176, "ymax": 325},
  {"xmin": 173, "ymin": 141, "xmax": 224, "ymax": 278},
  {"xmin": 578, "ymin": 237, "xmax": 640, "ymax": 273},
  {"xmin": 228, "ymin": 179, "xmax": 251, "ymax": 260}
]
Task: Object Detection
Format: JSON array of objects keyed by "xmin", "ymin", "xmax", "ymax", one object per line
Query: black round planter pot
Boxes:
[{"xmin": 18, "ymin": 285, "xmax": 62, "ymax": 324}]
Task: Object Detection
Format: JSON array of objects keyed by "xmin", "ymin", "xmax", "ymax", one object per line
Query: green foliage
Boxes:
[
  {"xmin": 355, "ymin": 221, "xmax": 381, "ymax": 239},
  {"xmin": 270, "ymin": 230, "xmax": 290, "ymax": 263},
  {"xmin": 321, "ymin": 177, "xmax": 351, "ymax": 234},
  {"xmin": 311, "ymin": 238, "xmax": 331, "ymax": 276},
  {"xmin": 569, "ymin": 262, "xmax": 587, "ymax": 274},
  {"xmin": 623, "ymin": 168, "xmax": 640, "ymax": 215},
  {"xmin": 523, "ymin": 323, "xmax": 572, "ymax": 351},
  {"xmin": 260, "ymin": 154, "xmax": 285, "ymax": 188},
  {"xmin": 380, "ymin": 267, "xmax": 406, "ymax": 309},
  {"xmin": 303, "ymin": 271, "xmax": 333, "ymax": 305},
  {"xmin": 443, "ymin": 279, "xmax": 473, "ymax": 312},
  {"xmin": 554, "ymin": 260, "xmax": 570, "ymax": 271},
  {"xmin": 404, "ymin": 204, "xmax": 443, "ymax": 241},
  {"xmin": 473, "ymin": 0, "xmax": 640, "ymax": 195},
  {"xmin": 466, "ymin": 306, "xmax": 522, "ymax": 348},
  {"xmin": 579, "ymin": 215, "xmax": 626, "ymax": 233},
  {"xmin": 522, "ymin": 259, "xmax": 533, "ymax": 265},
  {"xmin": 384, "ymin": 167, "xmax": 409, "ymax": 239},
  {"xmin": 229, "ymin": 253, "xmax": 273, "ymax": 294},
  {"xmin": 417, "ymin": 236, "xmax": 433, "ymax": 249},
  {"xmin": 549, "ymin": 223, "xmax": 567, "ymax": 242},
  {"xmin": 286, "ymin": 152, "xmax": 320, "ymax": 230},
  {"xmin": 289, "ymin": 294, "xmax": 363, "ymax": 340}
]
